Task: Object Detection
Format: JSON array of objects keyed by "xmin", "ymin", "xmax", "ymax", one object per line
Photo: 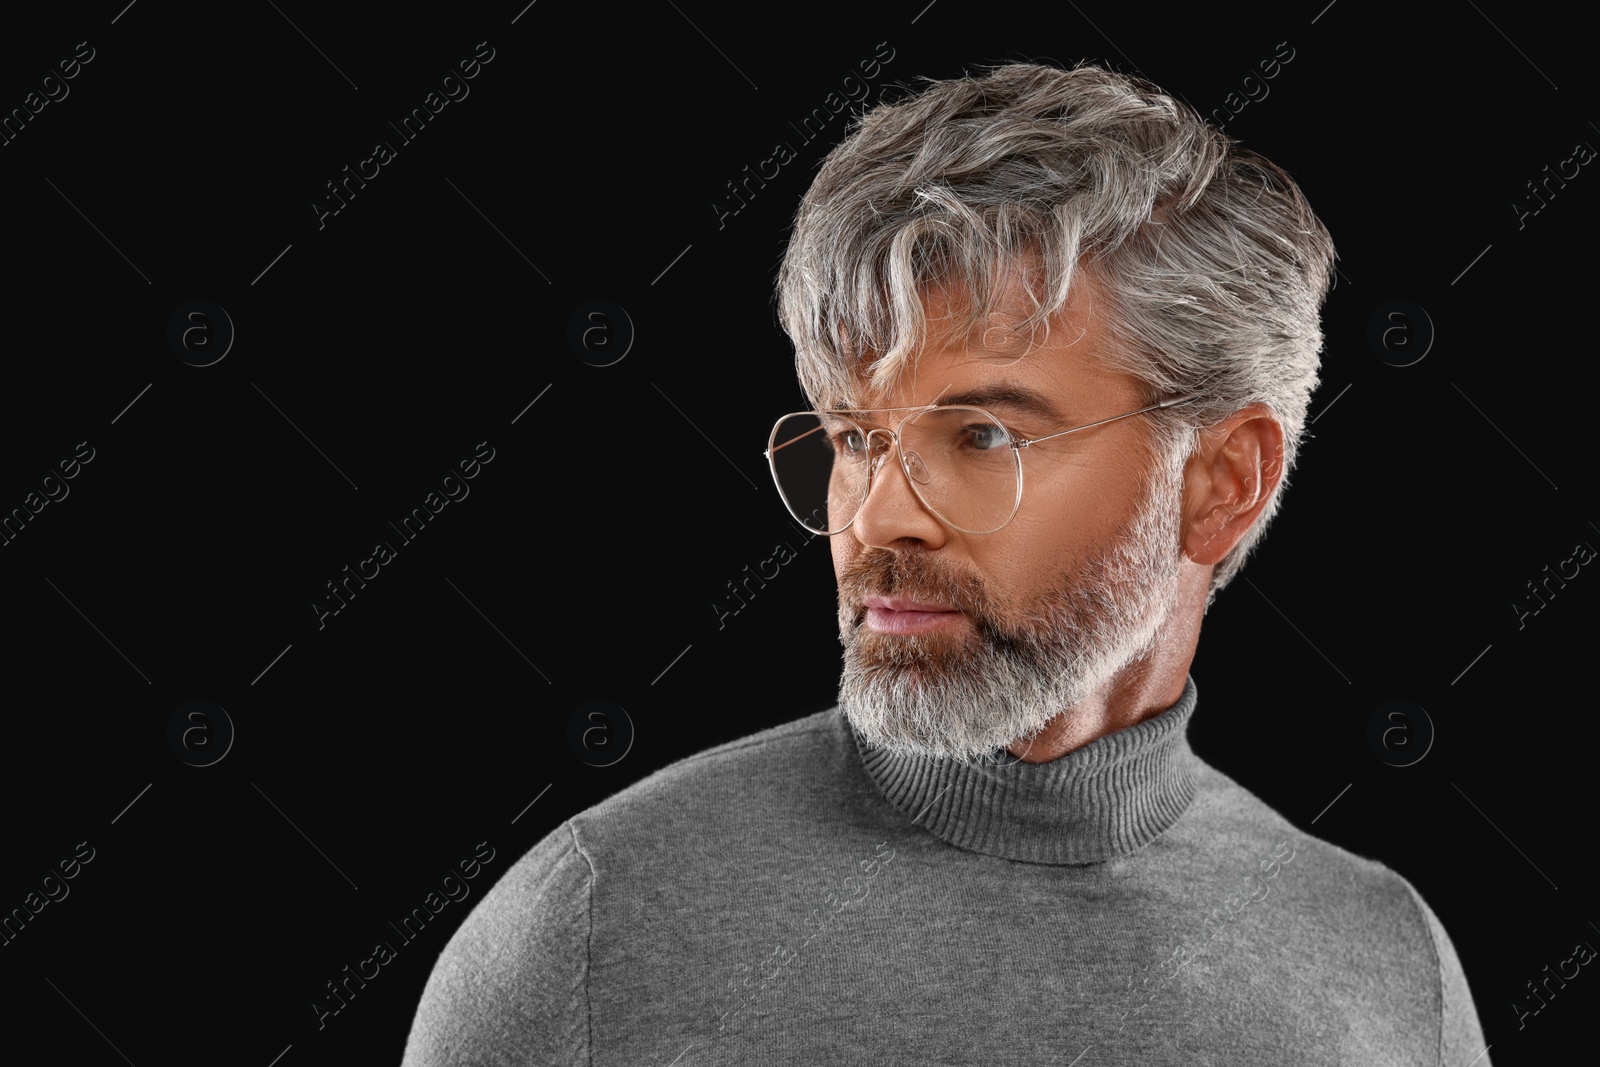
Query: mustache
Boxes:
[{"xmin": 836, "ymin": 549, "xmax": 991, "ymax": 619}]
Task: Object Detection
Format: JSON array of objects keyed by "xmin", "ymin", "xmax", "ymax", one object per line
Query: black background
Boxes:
[{"xmin": 1, "ymin": 1, "xmax": 1594, "ymax": 1063}]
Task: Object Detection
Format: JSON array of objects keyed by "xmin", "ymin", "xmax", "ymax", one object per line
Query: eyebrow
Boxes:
[{"xmin": 921, "ymin": 385, "xmax": 1063, "ymax": 423}]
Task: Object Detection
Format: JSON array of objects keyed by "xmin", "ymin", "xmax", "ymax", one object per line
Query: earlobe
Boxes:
[
  {"xmin": 1184, "ymin": 499, "xmax": 1246, "ymax": 566},
  {"xmin": 1179, "ymin": 405, "xmax": 1284, "ymax": 566}
]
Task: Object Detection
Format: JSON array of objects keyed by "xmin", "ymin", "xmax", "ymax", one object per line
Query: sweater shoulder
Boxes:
[
  {"xmin": 1182, "ymin": 757, "xmax": 1486, "ymax": 1056},
  {"xmin": 400, "ymin": 711, "xmax": 845, "ymax": 1064},
  {"xmin": 401, "ymin": 822, "xmax": 592, "ymax": 1065},
  {"xmin": 595, "ymin": 706, "xmax": 843, "ymax": 794},
  {"xmin": 1184, "ymin": 756, "xmax": 1448, "ymax": 952},
  {"xmin": 571, "ymin": 708, "xmax": 851, "ymax": 838},
  {"xmin": 1187, "ymin": 758, "xmax": 1396, "ymax": 879}
]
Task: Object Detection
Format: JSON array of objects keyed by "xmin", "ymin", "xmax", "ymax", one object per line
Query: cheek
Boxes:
[
  {"xmin": 1021, "ymin": 454, "xmax": 1144, "ymax": 542},
  {"xmin": 830, "ymin": 537, "xmax": 854, "ymax": 581},
  {"xmin": 964, "ymin": 525, "xmax": 1061, "ymax": 612},
  {"xmin": 995, "ymin": 479, "xmax": 1131, "ymax": 592},
  {"xmin": 1005, "ymin": 477, "xmax": 1093, "ymax": 562}
]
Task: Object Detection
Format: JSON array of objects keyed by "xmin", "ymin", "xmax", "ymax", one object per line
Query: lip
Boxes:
[
  {"xmin": 862, "ymin": 595, "xmax": 965, "ymax": 635},
  {"xmin": 865, "ymin": 595, "xmax": 960, "ymax": 612}
]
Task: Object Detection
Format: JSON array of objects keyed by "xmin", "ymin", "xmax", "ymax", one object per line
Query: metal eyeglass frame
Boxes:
[{"xmin": 765, "ymin": 393, "xmax": 1203, "ymax": 536}]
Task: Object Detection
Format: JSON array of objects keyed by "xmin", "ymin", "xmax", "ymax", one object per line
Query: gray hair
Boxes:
[{"xmin": 776, "ymin": 62, "xmax": 1336, "ymax": 606}]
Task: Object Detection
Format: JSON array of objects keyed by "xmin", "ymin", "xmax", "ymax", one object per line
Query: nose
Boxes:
[{"xmin": 847, "ymin": 427, "xmax": 949, "ymax": 549}]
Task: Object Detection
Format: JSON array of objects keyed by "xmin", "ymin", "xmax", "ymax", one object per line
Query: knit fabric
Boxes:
[{"xmin": 402, "ymin": 676, "xmax": 1490, "ymax": 1065}]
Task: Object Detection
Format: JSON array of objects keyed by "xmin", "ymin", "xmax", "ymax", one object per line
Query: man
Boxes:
[{"xmin": 402, "ymin": 63, "xmax": 1491, "ymax": 1063}]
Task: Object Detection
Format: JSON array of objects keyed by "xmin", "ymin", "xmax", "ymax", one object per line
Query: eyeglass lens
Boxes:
[{"xmin": 768, "ymin": 407, "xmax": 1022, "ymax": 535}]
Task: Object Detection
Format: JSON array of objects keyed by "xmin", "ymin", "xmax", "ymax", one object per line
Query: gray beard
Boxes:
[{"xmin": 836, "ymin": 459, "xmax": 1185, "ymax": 765}]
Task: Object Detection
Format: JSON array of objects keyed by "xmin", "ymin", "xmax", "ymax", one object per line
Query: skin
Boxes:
[{"xmin": 831, "ymin": 267, "xmax": 1285, "ymax": 763}]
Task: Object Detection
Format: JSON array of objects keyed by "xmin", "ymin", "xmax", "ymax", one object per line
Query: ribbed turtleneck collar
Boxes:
[{"xmin": 848, "ymin": 675, "xmax": 1201, "ymax": 865}]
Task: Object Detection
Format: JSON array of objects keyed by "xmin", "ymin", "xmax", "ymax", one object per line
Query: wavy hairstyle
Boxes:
[{"xmin": 776, "ymin": 62, "xmax": 1336, "ymax": 605}]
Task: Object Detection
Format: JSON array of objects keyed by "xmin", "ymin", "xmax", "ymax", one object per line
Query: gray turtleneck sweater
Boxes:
[{"xmin": 401, "ymin": 677, "xmax": 1491, "ymax": 1064}]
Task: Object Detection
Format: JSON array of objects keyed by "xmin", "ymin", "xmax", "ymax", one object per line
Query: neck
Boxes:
[
  {"xmin": 1009, "ymin": 595, "xmax": 1202, "ymax": 763},
  {"xmin": 849, "ymin": 673, "xmax": 1203, "ymax": 864}
]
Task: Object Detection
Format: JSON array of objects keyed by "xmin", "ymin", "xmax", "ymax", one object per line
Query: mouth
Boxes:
[{"xmin": 862, "ymin": 595, "xmax": 966, "ymax": 635}]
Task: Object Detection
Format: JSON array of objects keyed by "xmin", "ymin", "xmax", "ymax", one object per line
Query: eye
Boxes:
[
  {"xmin": 838, "ymin": 428, "xmax": 867, "ymax": 454},
  {"xmin": 961, "ymin": 421, "xmax": 1013, "ymax": 451},
  {"xmin": 816, "ymin": 414, "xmax": 868, "ymax": 457}
]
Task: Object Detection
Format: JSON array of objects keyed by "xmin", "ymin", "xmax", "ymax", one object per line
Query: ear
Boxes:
[{"xmin": 1181, "ymin": 403, "xmax": 1286, "ymax": 566}]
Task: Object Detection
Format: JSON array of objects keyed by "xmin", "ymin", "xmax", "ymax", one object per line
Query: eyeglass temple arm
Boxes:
[
  {"xmin": 765, "ymin": 393, "xmax": 1203, "ymax": 455},
  {"xmin": 1016, "ymin": 393, "xmax": 1203, "ymax": 449},
  {"xmin": 764, "ymin": 421, "xmax": 828, "ymax": 457},
  {"xmin": 764, "ymin": 409, "xmax": 932, "ymax": 457}
]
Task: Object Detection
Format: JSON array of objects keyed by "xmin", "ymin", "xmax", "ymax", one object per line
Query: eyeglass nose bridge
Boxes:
[
  {"xmin": 860, "ymin": 426, "xmax": 912, "ymax": 481},
  {"xmin": 860, "ymin": 424, "xmax": 935, "ymax": 500}
]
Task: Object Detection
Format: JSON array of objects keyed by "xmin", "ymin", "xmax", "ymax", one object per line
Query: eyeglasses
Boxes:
[{"xmin": 764, "ymin": 394, "xmax": 1201, "ymax": 535}]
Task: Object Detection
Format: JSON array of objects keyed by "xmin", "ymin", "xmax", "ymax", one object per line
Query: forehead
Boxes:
[{"xmin": 846, "ymin": 268, "xmax": 1117, "ymax": 422}]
